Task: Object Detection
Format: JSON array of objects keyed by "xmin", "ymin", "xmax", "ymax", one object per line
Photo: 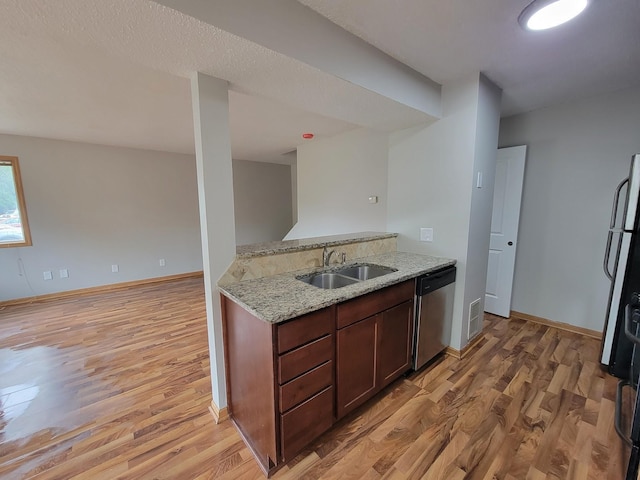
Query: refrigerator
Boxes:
[{"xmin": 601, "ymin": 153, "xmax": 640, "ymax": 380}]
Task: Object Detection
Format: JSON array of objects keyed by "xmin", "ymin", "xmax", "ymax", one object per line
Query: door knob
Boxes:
[{"xmin": 507, "ymin": 241, "xmax": 513, "ymax": 246}]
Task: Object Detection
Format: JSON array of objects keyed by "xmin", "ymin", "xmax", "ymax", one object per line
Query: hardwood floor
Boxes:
[{"xmin": 0, "ymin": 277, "xmax": 631, "ymax": 479}]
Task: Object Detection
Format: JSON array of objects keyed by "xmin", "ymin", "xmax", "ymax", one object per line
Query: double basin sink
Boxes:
[{"xmin": 296, "ymin": 263, "xmax": 398, "ymax": 289}]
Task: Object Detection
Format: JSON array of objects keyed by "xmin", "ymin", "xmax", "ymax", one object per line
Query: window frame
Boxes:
[{"xmin": 0, "ymin": 155, "xmax": 32, "ymax": 248}]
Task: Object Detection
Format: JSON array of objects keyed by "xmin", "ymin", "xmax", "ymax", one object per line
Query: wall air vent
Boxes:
[{"xmin": 468, "ymin": 298, "xmax": 482, "ymax": 340}]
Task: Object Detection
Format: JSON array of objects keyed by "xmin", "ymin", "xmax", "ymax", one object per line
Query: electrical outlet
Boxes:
[
  {"xmin": 43, "ymin": 271, "xmax": 53, "ymax": 281},
  {"xmin": 159, "ymin": 258, "xmax": 166, "ymax": 267},
  {"xmin": 111, "ymin": 264, "xmax": 119, "ymax": 273},
  {"xmin": 420, "ymin": 227, "xmax": 434, "ymax": 242},
  {"xmin": 59, "ymin": 269, "xmax": 69, "ymax": 279}
]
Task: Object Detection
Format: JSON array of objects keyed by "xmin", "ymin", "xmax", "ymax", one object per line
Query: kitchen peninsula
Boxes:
[{"xmin": 218, "ymin": 232, "xmax": 455, "ymax": 476}]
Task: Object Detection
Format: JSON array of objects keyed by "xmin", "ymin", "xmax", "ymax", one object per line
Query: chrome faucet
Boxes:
[
  {"xmin": 323, "ymin": 247, "xmax": 336, "ymax": 266},
  {"xmin": 323, "ymin": 247, "xmax": 346, "ymax": 266}
]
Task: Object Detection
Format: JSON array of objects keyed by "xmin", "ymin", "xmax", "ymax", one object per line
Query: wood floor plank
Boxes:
[
  {"xmin": 0, "ymin": 283, "xmax": 633, "ymax": 479},
  {"xmin": 420, "ymin": 430, "xmax": 470, "ymax": 480}
]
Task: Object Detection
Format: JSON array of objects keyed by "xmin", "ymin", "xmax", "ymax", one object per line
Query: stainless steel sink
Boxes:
[
  {"xmin": 296, "ymin": 263, "xmax": 397, "ymax": 289},
  {"xmin": 334, "ymin": 264, "xmax": 398, "ymax": 281},
  {"xmin": 296, "ymin": 272, "xmax": 359, "ymax": 289}
]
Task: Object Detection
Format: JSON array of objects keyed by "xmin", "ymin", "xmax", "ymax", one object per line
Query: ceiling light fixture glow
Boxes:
[{"xmin": 518, "ymin": 0, "xmax": 588, "ymax": 31}]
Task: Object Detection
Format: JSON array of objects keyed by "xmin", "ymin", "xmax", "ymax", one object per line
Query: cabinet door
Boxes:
[
  {"xmin": 336, "ymin": 315, "xmax": 378, "ymax": 419},
  {"xmin": 377, "ymin": 300, "xmax": 413, "ymax": 388}
]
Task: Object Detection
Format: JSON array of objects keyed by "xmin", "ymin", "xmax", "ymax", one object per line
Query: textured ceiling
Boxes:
[
  {"xmin": 0, "ymin": 0, "xmax": 431, "ymax": 161},
  {"xmin": 1, "ymin": 0, "xmax": 639, "ymax": 160},
  {"xmin": 298, "ymin": 0, "xmax": 640, "ymax": 117}
]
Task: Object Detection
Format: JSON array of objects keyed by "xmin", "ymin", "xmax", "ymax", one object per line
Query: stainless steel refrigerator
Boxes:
[{"xmin": 601, "ymin": 153, "xmax": 640, "ymax": 379}]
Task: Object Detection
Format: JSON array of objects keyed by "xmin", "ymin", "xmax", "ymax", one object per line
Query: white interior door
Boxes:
[{"xmin": 485, "ymin": 146, "xmax": 526, "ymax": 317}]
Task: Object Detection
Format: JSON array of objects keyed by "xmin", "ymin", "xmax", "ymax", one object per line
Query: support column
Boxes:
[{"xmin": 190, "ymin": 72, "xmax": 236, "ymax": 417}]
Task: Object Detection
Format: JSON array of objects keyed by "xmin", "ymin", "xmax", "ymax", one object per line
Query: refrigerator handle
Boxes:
[
  {"xmin": 604, "ymin": 231, "xmax": 615, "ymax": 281},
  {"xmin": 624, "ymin": 303, "xmax": 640, "ymax": 346},
  {"xmin": 604, "ymin": 178, "xmax": 629, "ymax": 281},
  {"xmin": 611, "ymin": 178, "xmax": 629, "ymax": 229}
]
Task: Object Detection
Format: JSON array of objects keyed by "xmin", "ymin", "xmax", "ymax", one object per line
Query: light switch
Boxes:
[
  {"xmin": 43, "ymin": 270, "xmax": 53, "ymax": 281},
  {"xmin": 111, "ymin": 264, "xmax": 119, "ymax": 273},
  {"xmin": 420, "ymin": 228, "xmax": 434, "ymax": 242},
  {"xmin": 59, "ymin": 269, "xmax": 69, "ymax": 278},
  {"xmin": 368, "ymin": 196, "xmax": 378, "ymax": 204}
]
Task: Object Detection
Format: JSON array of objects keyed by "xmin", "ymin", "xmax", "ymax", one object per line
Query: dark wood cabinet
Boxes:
[
  {"xmin": 336, "ymin": 314, "xmax": 379, "ymax": 418},
  {"xmin": 222, "ymin": 278, "xmax": 415, "ymax": 476},
  {"xmin": 278, "ymin": 335, "xmax": 333, "ymax": 383},
  {"xmin": 377, "ymin": 300, "xmax": 413, "ymax": 387},
  {"xmin": 335, "ymin": 280, "xmax": 414, "ymax": 419},
  {"xmin": 222, "ymin": 297, "xmax": 278, "ymax": 472},
  {"xmin": 222, "ymin": 298, "xmax": 335, "ymax": 476},
  {"xmin": 275, "ymin": 307, "xmax": 335, "ymax": 463},
  {"xmin": 336, "ymin": 280, "xmax": 414, "ymax": 329},
  {"xmin": 279, "ymin": 361, "xmax": 332, "ymax": 412},
  {"xmin": 280, "ymin": 386, "xmax": 333, "ymax": 461}
]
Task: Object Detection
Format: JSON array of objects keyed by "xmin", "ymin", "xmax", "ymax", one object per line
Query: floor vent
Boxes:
[{"xmin": 468, "ymin": 298, "xmax": 482, "ymax": 340}]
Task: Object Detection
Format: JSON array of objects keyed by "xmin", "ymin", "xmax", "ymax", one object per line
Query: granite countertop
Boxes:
[
  {"xmin": 235, "ymin": 231, "xmax": 397, "ymax": 258},
  {"xmin": 219, "ymin": 251, "xmax": 456, "ymax": 324}
]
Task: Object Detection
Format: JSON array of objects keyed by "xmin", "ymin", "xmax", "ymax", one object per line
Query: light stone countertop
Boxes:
[
  {"xmin": 235, "ymin": 231, "xmax": 397, "ymax": 258},
  {"xmin": 219, "ymin": 251, "xmax": 456, "ymax": 324}
]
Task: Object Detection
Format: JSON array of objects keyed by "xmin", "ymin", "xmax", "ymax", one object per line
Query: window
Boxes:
[{"xmin": 0, "ymin": 156, "xmax": 32, "ymax": 247}]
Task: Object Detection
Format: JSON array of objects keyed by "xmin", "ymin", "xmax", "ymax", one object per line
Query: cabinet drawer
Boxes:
[
  {"xmin": 279, "ymin": 361, "xmax": 332, "ymax": 413},
  {"xmin": 277, "ymin": 308, "xmax": 333, "ymax": 354},
  {"xmin": 280, "ymin": 386, "xmax": 333, "ymax": 461},
  {"xmin": 279, "ymin": 335, "xmax": 332, "ymax": 384},
  {"xmin": 337, "ymin": 280, "xmax": 414, "ymax": 329}
]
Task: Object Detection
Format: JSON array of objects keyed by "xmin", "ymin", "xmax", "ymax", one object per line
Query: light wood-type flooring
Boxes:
[{"xmin": 0, "ymin": 276, "xmax": 632, "ymax": 479}]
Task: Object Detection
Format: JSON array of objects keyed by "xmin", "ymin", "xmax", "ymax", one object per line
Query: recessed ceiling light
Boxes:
[{"xmin": 518, "ymin": 0, "xmax": 588, "ymax": 31}]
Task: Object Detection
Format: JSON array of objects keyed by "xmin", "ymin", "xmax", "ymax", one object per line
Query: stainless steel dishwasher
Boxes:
[{"xmin": 413, "ymin": 266, "xmax": 456, "ymax": 370}]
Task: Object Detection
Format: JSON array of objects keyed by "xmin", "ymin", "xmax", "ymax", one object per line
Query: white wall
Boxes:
[
  {"xmin": 463, "ymin": 75, "xmax": 503, "ymax": 334},
  {"xmin": 0, "ymin": 134, "xmax": 297, "ymax": 301},
  {"xmin": 279, "ymin": 150, "xmax": 298, "ymax": 226},
  {"xmin": 285, "ymin": 128, "xmax": 388, "ymax": 239},
  {"xmin": 387, "ymin": 73, "xmax": 501, "ymax": 349},
  {"xmin": 233, "ymin": 159, "xmax": 293, "ymax": 245},
  {"xmin": 499, "ymin": 85, "xmax": 640, "ymax": 332},
  {"xmin": 0, "ymin": 134, "xmax": 202, "ymax": 301}
]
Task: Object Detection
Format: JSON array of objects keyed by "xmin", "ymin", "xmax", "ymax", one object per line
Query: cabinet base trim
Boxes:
[{"xmin": 209, "ymin": 400, "xmax": 229, "ymax": 424}]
